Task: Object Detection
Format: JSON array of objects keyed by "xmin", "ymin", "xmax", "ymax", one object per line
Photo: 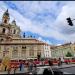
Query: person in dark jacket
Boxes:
[
  {"xmin": 43, "ymin": 68, "xmax": 53, "ymax": 75},
  {"xmin": 19, "ymin": 63, "xmax": 22, "ymax": 71},
  {"xmin": 58, "ymin": 58, "xmax": 62, "ymax": 66},
  {"xmin": 4, "ymin": 65, "xmax": 7, "ymax": 71},
  {"xmin": 48, "ymin": 59, "xmax": 53, "ymax": 66}
]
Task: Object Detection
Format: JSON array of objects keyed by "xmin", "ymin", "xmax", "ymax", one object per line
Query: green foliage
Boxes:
[{"xmin": 66, "ymin": 51, "xmax": 73, "ymax": 57}]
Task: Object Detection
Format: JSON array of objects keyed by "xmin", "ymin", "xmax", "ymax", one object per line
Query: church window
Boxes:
[
  {"xmin": 22, "ymin": 46, "xmax": 26, "ymax": 49},
  {"xmin": 13, "ymin": 45, "xmax": 18, "ymax": 50},
  {"xmin": 2, "ymin": 28, "xmax": 5, "ymax": 33},
  {"xmin": 4, "ymin": 19, "xmax": 7, "ymax": 23},
  {"xmin": 0, "ymin": 39, "xmax": 3, "ymax": 42},
  {"xmin": 13, "ymin": 29, "xmax": 16, "ymax": 34}
]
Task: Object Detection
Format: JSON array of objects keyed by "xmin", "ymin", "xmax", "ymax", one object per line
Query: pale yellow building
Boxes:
[
  {"xmin": 0, "ymin": 10, "xmax": 51, "ymax": 60},
  {"xmin": 51, "ymin": 43, "xmax": 75, "ymax": 58}
]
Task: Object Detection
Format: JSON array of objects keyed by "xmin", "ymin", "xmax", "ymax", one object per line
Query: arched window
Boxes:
[
  {"xmin": 13, "ymin": 29, "xmax": 16, "ymax": 34},
  {"xmin": 0, "ymin": 39, "xmax": 3, "ymax": 42},
  {"xmin": 2, "ymin": 28, "xmax": 5, "ymax": 33},
  {"xmin": 4, "ymin": 19, "xmax": 7, "ymax": 23}
]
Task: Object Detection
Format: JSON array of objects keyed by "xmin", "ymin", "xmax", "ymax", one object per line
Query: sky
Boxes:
[{"xmin": 0, "ymin": 1, "xmax": 75, "ymax": 45}]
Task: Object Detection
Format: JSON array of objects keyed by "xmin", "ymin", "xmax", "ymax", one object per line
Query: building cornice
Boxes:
[{"xmin": 0, "ymin": 43, "xmax": 45, "ymax": 45}]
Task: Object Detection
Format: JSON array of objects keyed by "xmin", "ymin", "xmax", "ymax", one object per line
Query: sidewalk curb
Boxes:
[{"xmin": 58, "ymin": 65, "xmax": 75, "ymax": 69}]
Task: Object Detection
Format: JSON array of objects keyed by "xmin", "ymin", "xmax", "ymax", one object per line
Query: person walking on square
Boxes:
[
  {"xmin": 58, "ymin": 58, "xmax": 62, "ymax": 66},
  {"xmin": 19, "ymin": 61, "xmax": 23, "ymax": 71},
  {"xmin": 21, "ymin": 62, "xmax": 25, "ymax": 72},
  {"xmin": 32, "ymin": 63, "xmax": 37, "ymax": 75},
  {"xmin": 4, "ymin": 65, "xmax": 7, "ymax": 71},
  {"xmin": 7, "ymin": 66, "xmax": 11, "ymax": 74},
  {"xmin": 48, "ymin": 59, "xmax": 53, "ymax": 66},
  {"xmin": 28, "ymin": 61, "xmax": 33, "ymax": 73},
  {"xmin": 14, "ymin": 65, "xmax": 17, "ymax": 74}
]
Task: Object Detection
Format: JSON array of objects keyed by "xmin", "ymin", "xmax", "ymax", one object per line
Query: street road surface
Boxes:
[
  {"xmin": 0, "ymin": 64, "xmax": 75, "ymax": 75},
  {"xmin": 60, "ymin": 66, "xmax": 75, "ymax": 74},
  {"xmin": 36, "ymin": 64, "xmax": 75, "ymax": 74}
]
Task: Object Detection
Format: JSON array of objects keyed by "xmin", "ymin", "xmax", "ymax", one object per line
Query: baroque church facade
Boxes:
[{"xmin": 0, "ymin": 10, "xmax": 51, "ymax": 60}]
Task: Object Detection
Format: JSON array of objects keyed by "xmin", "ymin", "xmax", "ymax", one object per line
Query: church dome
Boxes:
[{"xmin": 11, "ymin": 20, "xmax": 16, "ymax": 25}]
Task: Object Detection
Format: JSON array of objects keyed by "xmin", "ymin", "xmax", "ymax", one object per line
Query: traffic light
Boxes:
[{"xmin": 66, "ymin": 17, "xmax": 73, "ymax": 26}]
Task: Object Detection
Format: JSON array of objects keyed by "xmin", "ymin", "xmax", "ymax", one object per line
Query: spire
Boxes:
[
  {"xmin": 6, "ymin": 9, "xmax": 8, "ymax": 12},
  {"xmin": 3, "ymin": 9, "xmax": 9, "ymax": 17},
  {"xmin": 2, "ymin": 9, "xmax": 10, "ymax": 24}
]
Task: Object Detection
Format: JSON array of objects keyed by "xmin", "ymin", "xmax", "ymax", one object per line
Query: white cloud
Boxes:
[
  {"xmin": 0, "ymin": 2, "xmax": 8, "ymax": 21},
  {"xmin": 56, "ymin": 44, "xmax": 62, "ymax": 46},
  {"xmin": 54, "ymin": 2, "xmax": 75, "ymax": 42},
  {"xmin": 38, "ymin": 37, "xmax": 53, "ymax": 45},
  {"xmin": 1, "ymin": 1, "xmax": 75, "ymax": 44}
]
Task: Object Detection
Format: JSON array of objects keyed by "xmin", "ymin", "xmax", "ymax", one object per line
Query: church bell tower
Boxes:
[{"xmin": 2, "ymin": 9, "xmax": 10, "ymax": 25}]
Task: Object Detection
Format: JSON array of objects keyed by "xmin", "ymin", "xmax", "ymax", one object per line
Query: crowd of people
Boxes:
[
  {"xmin": 1, "ymin": 58, "xmax": 64, "ymax": 75},
  {"xmin": 2, "ymin": 59, "xmax": 37, "ymax": 74}
]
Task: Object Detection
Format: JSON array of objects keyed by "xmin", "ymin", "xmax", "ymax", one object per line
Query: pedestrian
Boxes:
[
  {"xmin": 21, "ymin": 62, "xmax": 25, "ymax": 72},
  {"xmin": 19, "ymin": 62, "xmax": 22, "ymax": 71},
  {"xmin": 58, "ymin": 58, "xmax": 62, "ymax": 66},
  {"xmin": 43, "ymin": 68, "xmax": 53, "ymax": 75},
  {"xmin": 7, "ymin": 66, "xmax": 11, "ymax": 74},
  {"xmin": 48, "ymin": 59, "xmax": 53, "ymax": 66},
  {"xmin": 61, "ymin": 57, "xmax": 64, "ymax": 64},
  {"xmin": 32, "ymin": 63, "xmax": 37, "ymax": 75},
  {"xmin": 4, "ymin": 65, "xmax": 7, "ymax": 71},
  {"xmin": 28, "ymin": 61, "xmax": 33, "ymax": 73},
  {"xmin": 34, "ymin": 63, "xmax": 37, "ymax": 69},
  {"xmin": 14, "ymin": 66, "xmax": 17, "ymax": 74},
  {"xmin": 26, "ymin": 61, "xmax": 29, "ymax": 73}
]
